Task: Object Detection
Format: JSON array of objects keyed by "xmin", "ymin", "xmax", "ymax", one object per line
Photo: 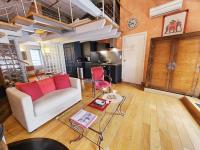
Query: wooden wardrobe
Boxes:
[{"xmin": 146, "ymin": 32, "xmax": 200, "ymax": 98}]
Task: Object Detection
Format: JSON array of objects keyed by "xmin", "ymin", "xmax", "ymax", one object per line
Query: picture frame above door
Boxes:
[{"xmin": 162, "ymin": 10, "xmax": 188, "ymax": 37}]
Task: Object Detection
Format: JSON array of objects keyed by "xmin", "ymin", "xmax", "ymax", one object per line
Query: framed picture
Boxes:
[{"xmin": 162, "ymin": 10, "xmax": 188, "ymax": 37}]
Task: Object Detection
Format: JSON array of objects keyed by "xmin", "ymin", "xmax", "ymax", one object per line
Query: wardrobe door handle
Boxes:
[
  {"xmin": 171, "ymin": 62, "xmax": 176, "ymax": 70},
  {"xmin": 167, "ymin": 63, "xmax": 172, "ymax": 70},
  {"xmin": 198, "ymin": 64, "xmax": 200, "ymax": 72}
]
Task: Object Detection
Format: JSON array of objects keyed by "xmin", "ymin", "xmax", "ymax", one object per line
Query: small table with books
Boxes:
[{"xmin": 57, "ymin": 92, "xmax": 126, "ymax": 150}]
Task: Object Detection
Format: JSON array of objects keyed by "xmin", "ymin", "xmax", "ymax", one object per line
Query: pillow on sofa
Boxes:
[
  {"xmin": 53, "ymin": 74, "xmax": 71, "ymax": 90},
  {"xmin": 18, "ymin": 81, "xmax": 43, "ymax": 101},
  {"xmin": 15, "ymin": 82, "xmax": 26, "ymax": 90},
  {"xmin": 37, "ymin": 78, "xmax": 56, "ymax": 94}
]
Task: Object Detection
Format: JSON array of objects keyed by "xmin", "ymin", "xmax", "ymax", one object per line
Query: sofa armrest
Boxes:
[
  {"xmin": 70, "ymin": 77, "xmax": 81, "ymax": 91},
  {"xmin": 6, "ymin": 87, "xmax": 35, "ymax": 130}
]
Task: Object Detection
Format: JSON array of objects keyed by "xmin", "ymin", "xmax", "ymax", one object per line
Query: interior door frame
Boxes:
[{"xmin": 122, "ymin": 32, "xmax": 147, "ymax": 84}]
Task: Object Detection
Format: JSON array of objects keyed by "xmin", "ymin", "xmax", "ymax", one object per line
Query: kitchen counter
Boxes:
[{"xmin": 92, "ymin": 62, "xmax": 122, "ymax": 66}]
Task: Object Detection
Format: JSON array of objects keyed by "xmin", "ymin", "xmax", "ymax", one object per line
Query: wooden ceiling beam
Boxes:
[
  {"xmin": 11, "ymin": 16, "xmax": 34, "ymax": 26},
  {"xmin": 28, "ymin": 12, "xmax": 72, "ymax": 31},
  {"xmin": 0, "ymin": 21, "xmax": 21, "ymax": 31},
  {"xmin": 0, "ymin": 32, "xmax": 5, "ymax": 38}
]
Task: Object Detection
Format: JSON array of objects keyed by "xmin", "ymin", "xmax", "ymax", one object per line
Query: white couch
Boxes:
[{"xmin": 6, "ymin": 77, "xmax": 82, "ymax": 132}]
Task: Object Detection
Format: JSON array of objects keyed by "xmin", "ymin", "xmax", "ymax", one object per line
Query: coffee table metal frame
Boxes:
[{"xmin": 57, "ymin": 94, "xmax": 126, "ymax": 150}]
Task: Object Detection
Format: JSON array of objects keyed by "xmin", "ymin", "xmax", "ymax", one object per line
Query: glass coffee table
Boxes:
[{"xmin": 57, "ymin": 92, "xmax": 127, "ymax": 150}]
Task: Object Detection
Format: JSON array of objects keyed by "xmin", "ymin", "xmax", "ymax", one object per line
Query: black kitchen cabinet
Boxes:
[
  {"xmin": 63, "ymin": 42, "xmax": 82, "ymax": 77},
  {"xmin": 81, "ymin": 41, "xmax": 97, "ymax": 55},
  {"xmin": 110, "ymin": 64, "xmax": 122, "ymax": 83},
  {"xmin": 84, "ymin": 62, "xmax": 93, "ymax": 79},
  {"xmin": 101, "ymin": 64, "xmax": 122, "ymax": 84},
  {"xmin": 89, "ymin": 63, "xmax": 122, "ymax": 83},
  {"xmin": 97, "ymin": 43, "xmax": 110, "ymax": 51},
  {"xmin": 81, "ymin": 41, "xmax": 97, "ymax": 78}
]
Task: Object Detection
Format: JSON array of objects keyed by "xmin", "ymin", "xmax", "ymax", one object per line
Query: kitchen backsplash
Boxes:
[{"xmin": 91, "ymin": 50, "xmax": 122, "ymax": 64}]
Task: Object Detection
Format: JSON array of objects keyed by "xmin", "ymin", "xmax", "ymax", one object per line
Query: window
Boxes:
[{"xmin": 30, "ymin": 49, "xmax": 43, "ymax": 66}]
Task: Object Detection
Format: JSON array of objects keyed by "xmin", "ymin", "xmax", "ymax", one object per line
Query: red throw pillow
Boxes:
[
  {"xmin": 15, "ymin": 82, "xmax": 26, "ymax": 90},
  {"xmin": 53, "ymin": 74, "xmax": 71, "ymax": 90},
  {"xmin": 37, "ymin": 78, "xmax": 56, "ymax": 94},
  {"xmin": 18, "ymin": 81, "xmax": 43, "ymax": 101}
]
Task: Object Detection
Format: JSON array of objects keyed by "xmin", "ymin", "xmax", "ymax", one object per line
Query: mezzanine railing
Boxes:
[{"xmin": 92, "ymin": 0, "xmax": 120, "ymax": 25}]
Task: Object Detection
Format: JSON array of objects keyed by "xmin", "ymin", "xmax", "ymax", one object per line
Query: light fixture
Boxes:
[
  {"xmin": 44, "ymin": 47, "xmax": 50, "ymax": 54},
  {"xmin": 35, "ymin": 29, "xmax": 46, "ymax": 35}
]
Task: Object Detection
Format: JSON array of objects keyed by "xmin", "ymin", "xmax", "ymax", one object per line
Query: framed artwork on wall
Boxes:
[{"xmin": 162, "ymin": 10, "xmax": 189, "ymax": 37}]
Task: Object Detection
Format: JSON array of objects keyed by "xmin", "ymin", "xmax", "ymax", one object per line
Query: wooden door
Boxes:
[
  {"xmin": 147, "ymin": 39, "xmax": 172, "ymax": 90},
  {"xmin": 122, "ymin": 32, "xmax": 147, "ymax": 84},
  {"xmin": 170, "ymin": 37, "xmax": 200, "ymax": 95}
]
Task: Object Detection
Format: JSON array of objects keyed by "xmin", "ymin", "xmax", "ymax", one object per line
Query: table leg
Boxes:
[
  {"xmin": 114, "ymin": 96, "xmax": 126, "ymax": 116},
  {"xmin": 69, "ymin": 122, "xmax": 84, "ymax": 144},
  {"xmin": 97, "ymin": 132, "xmax": 103, "ymax": 150}
]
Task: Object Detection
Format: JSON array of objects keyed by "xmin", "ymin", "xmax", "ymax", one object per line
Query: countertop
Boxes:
[{"xmin": 83, "ymin": 62, "xmax": 122, "ymax": 66}]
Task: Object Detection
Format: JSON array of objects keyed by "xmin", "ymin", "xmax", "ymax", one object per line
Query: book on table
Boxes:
[
  {"xmin": 88, "ymin": 98, "xmax": 111, "ymax": 111},
  {"xmin": 70, "ymin": 109, "xmax": 97, "ymax": 128}
]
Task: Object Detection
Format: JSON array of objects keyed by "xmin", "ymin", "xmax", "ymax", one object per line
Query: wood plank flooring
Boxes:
[{"xmin": 3, "ymin": 83, "xmax": 200, "ymax": 150}]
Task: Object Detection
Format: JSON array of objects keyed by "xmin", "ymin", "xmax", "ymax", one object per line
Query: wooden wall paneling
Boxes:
[
  {"xmin": 146, "ymin": 32, "xmax": 200, "ymax": 97},
  {"xmin": 193, "ymin": 71, "xmax": 200, "ymax": 98},
  {"xmin": 193, "ymin": 54, "xmax": 200, "ymax": 97},
  {"xmin": 167, "ymin": 39, "xmax": 177, "ymax": 90},
  {"xmin": 147, "ymin": 39, "xmax": 172, "ymax": 90},
  {"xmin": 146, "ymin": 39, "xmax": 154, "ymax": 86},
  {"xmin": 170, "ymin": 36, "xmax": 200, "ymax": 95}
]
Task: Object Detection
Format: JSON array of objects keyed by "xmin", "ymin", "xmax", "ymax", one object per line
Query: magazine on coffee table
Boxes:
[{"xmin": 70, "ymin": 109, "xmax": 97, "ymax": 128}]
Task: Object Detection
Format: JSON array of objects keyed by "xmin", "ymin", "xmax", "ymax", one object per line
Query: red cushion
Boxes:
[
  {"xmin": 91, "ymin": 67, "xmax": 104, "ymax": 81},
  {"xmin": 95, "ymin": 81, "xmax": 111, "ymax": 90},
  {"xmin": 53, "ymin": 74, "xmax": 71, "ymax": 90},
  {"xmin": 18, "ymin": 81, "xmax": 43, "ymax": 101},
  {"xmin": 37, "ymin": 78, "xmax": 56, "ymax": 94},
  {"xmin": 15, "ymin": 82, "xmax": 26, "ymax": 90}
]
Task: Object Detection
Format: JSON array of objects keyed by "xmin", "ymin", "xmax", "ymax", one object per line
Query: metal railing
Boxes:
[
  {"xmin": 0, "ymin": 0, "xmax": 74, "ymax": 24},
  {"xmin": 0, "ymin": 0, "xmax": 35, "ymax": 23},
  {"xmin": 92, "ymin": 0, "xmax": 120, "ymax": 25}
]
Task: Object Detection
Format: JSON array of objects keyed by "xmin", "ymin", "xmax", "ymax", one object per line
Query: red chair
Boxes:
[{"xmin": 91, "ymin": 66, "xmax": 112, "ymax": 97}]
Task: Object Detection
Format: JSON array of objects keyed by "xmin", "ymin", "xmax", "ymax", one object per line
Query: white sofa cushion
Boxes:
[{"xmin": 33, "ymin": 87, "xmax": 80, "ymax": 116}]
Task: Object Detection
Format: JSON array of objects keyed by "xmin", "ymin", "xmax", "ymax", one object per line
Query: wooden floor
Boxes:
[{"xmin": 4, "ymin": 83, "xmax": 200, "ymax": 150}]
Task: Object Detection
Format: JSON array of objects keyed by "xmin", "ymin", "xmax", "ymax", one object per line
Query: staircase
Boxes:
[{"xmin": 0, "ymin": 41, "xmax": 27, "ymax": 85}]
